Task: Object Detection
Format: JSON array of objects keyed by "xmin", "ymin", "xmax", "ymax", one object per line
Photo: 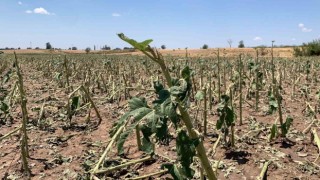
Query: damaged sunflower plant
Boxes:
[{"xmin": 107, "ymin": 33, "xmax": 217, "ymax": 180}]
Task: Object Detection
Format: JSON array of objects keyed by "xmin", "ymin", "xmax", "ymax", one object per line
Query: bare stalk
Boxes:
[
  {"xmin": 63, "ymin": 55, "xmax": 72, "ymax": 92},
  {"xmin": 94, "ymin": 156, "xmax": 152, "ymax": 174},
  {"xmin": 14, "ymin": 52, "xmax": 31, "ymax": 177},
  {"xmin": 255, "ymin": 50, "xmax": 259, "ymax": 111},
  {"xmin": 203, "ymin": 86, "xmax": 207, "ymax": 135},
  {"xmin": 238, "ymin": 54, "xmax": 243, "ymax": 125}
]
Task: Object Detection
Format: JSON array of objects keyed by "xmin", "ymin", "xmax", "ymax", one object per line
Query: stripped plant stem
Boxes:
[
  {"xmin": 258, "ymin": 161, "xmax": 271, "ymax": 180},
  {"xmin": 94, "ymin": 156, "xmax": 152, "ymax": 174},
  {"xmin": 91, "ymin": 119, "xmax": 129, "ymax": 175},
  {"xmin": 203, "ymin": 86, "xmax": 207, "ymax": 135},
  {"xmin": 127, "ymin": 170, "xmax": 168, "ymax": 180},
  {"xmin": 0, "ymin": 125, "xmax": 22, "ymax": 142},
  {"xmin": 312, "ymin": 128, "xmax": 320, "ymax": 153},
  {"xmin": 63, "ymin": 55, "xmax": 72, "ymax": 92},
  {"xmin": 14, "ymin": 52, "xmax": 31, "ymax": 177},
  {"xmin": 239, "ymin": 54, "xmax": 243, "ymax": 125},
  {"xmin": 66, "ymin": 85, "xmax": 102, "ymax": 126}
]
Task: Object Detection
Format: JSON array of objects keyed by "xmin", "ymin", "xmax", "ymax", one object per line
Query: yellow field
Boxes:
[{"xmin": 1, "ymin": 47, "xmax": 294, "ymax": 58}]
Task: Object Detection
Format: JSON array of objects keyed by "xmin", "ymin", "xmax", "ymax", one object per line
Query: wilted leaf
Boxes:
[
  {"xmin": 117, "ymin": 33, "xmax": 153, "ymax": 51},
  {"xmin": 161, "ymin": 163, "xmax": 184, "ymax": 180},
  {"xmin": 176, "ymin": 129, "xmax": 199, "ymax": 178}
]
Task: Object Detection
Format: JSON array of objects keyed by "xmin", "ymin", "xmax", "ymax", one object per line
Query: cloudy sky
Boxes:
[{"xmin": 0, "ymin": 0, "xmax": 319, "ymax": 49}]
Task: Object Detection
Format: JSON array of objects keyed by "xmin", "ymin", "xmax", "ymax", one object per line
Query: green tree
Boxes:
[
  {"xmin": 161, "ymin": 45, "xmax": 166, "ymax": 49},
  {"xmin": 238, "ymin": 40, "xmax": 245, "ymax": 48},
  {"xmin": 294, "ymin": 39, "xmax": 320, "ymax": 56},
  {"xmin": 85, "ymin": 47, "xmax": 91, "ymax": 54},
  {"xmin": 46, "ymin": 42, "xmax": 52, "ymax": 49},
  {"xmin": 202, "ymin": 44, "xmax": 208, "ymax": 49}
]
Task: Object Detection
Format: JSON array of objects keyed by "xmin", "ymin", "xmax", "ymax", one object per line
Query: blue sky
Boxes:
[{"xmin": 0, "ymin": 0, "xmax": 319, "ymax": 49}]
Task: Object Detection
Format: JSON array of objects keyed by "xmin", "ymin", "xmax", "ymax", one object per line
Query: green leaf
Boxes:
[
  {"xmin": 129, "ymin": 97, "xmax": 149, "ymax": 110},
  {"xmin": 176, "ymin": 129, "xmax": 199, "ymax": 179},
  {"xmin": 0, "ymin": 101, "xmax": 9, "ymax": 113},
  {"xmin": 169, "ymin": 79, "xmax": 190, "ymax": 103},
  {"xmin": 160, "ymin": 98, "xmax": 179, "ymax": 127},
  {"xmin": 140, "ymin": 119, "xmax": 164, "ymax": 149},
  {"xmin": 54, "ymin": 72, "xmax": 62, "ymax": 81},
  {"xmin": 153, "ymin": 81, "xmax": 164, "ymax": 94},
  {"xmin": 216, "ymin": 119, "xmax": 224, "ymax": 130},
  {"xmin": 225, "ymin": 107, "xmax": 235, "ymax": 127},
  {"xmin": 71, "ymin": 96, "xmax": 80, "ymax": 111},
  {"xmin": 195, "ymin": 91, "xmax": 204, "ymax": 101},
  {"xmin": 161, "ymin": 164, "xmax": 184, "ymax": 180},
  {"xmin": 268, "ymin": 92, "xmax": 278, "ymax": 114},
  {"xmin": 140, "ymin": 137, "xmax": 154, "ymax": 154},
  {"xmin": 153, "ymin": 89, "xmax": 170, "ymax": 105},
  {"xmin": 216, "ymin": 95, "xmax": 234, "ymax": 129},
  {"xmin": 2, "ymin": 69, "xmax": 12, "ymax": 84},
  {"xmin": 220, "ymin": 95, "xmax": 230, "ymax": 104},
  {"xmin": 117, "ymin": 33, "xmax": 153, "ymax": 51},
  {"xmin": 281, "ymin": 116, "xmax": 293, "ymax": 136},
  {"xmin": 181, "ymin": 66, "xmax": 191, "ymax": 81},
  {"xmin": 116, "ymin": 108, "xmax": 158, "ymax": 155},
  {"xmin": 115, "ymin": 107, "xmax": 154, "ymax": 155},
  {"xmin": 269, "ymin": 124, "xmax": 278, "ymax": 140},
  {"xmin": 316, "ymin": 91, "xmax": 320, "ymax": 100}
]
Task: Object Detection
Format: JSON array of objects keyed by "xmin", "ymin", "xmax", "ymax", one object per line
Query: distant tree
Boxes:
[
  {"xmin": 27, "ymin": 47, "xmax": 32, "ymax": 49},
  {"xmin": 46, "ymin": 42, "xmax": 52, "ymax": 49},
  {"xmin": 202, "ymin": 44, "xmax": 209, "ymax": 49},
  {"xmin": 161, "ymin": 45, "xmax": 166, "ymax": 49},
  {"xmin": 238, "ymin": 40, "xmax": 245, "ymax": 48},
  {"xmin": 227, "ymin": 39, "xmax": 233, "ymax": 48},
  {"xmin": 293, "ymin": 39, "xmax": 320, "ymax": 56},
  {"xmin": 123, "ymin": 47, "xmax": 135, "ymax": 51},
  {"xmin": 85, "ymin": 47, "xmax": 91, "ymax": 54},
  {"xmin": 18, "ymin": 47, "xmax": 21, "ymax": 50},
  {"xmin": 72, "ymin": 47, "xmax": 77, "ymax": 50},
  {"xmin": 101, "ymin": 45, "xmax": 111, "ymax": 50},
  {"xmin": 35, "ymin": 47, "xmax": 40, "ymax": 50}
]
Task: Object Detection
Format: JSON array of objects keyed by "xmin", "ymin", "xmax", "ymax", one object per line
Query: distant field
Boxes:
[{"xmin": 1, "ymin": 47, "xmax": 294, "ymax": 57}]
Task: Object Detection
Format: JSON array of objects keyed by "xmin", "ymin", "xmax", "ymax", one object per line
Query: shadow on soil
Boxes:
[{"xmin": 225, "ymin": 150, "xmax": 251, "ymax": 165}]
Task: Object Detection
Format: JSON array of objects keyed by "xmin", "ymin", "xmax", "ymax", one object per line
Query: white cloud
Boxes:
[
  {"xmin": 18, "ymin": 1, "xmax": 22, "ymax": 5},
  {"xmin": 253, "ymin": 36, "xmax": 262, "ymax": 41},
  {"xmin": 302, "ymin": 27, "xmax": 312, "ymax": 32},
  {"xmin": 112, "ymin": 13, "xmax": 121, "ymax": 17},
  {"xmin": 34, "ymin": 7, "xmax": 50, "ymax": 15},
  {"xmin": 298, "ymin": 23, "xmax": 312, "ymax": 32},
  {"xmin": 291, "ymin": 38, "xmax": 296, "ymax": 41},
  {"xmin": 25, "ymin": 7, "xmax": 54, "ymax": 15}
]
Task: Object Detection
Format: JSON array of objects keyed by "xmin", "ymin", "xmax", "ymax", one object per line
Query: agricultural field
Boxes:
[{"xmin": 1, "ymin": 35, "xmax": 320, "ymax": 180}]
